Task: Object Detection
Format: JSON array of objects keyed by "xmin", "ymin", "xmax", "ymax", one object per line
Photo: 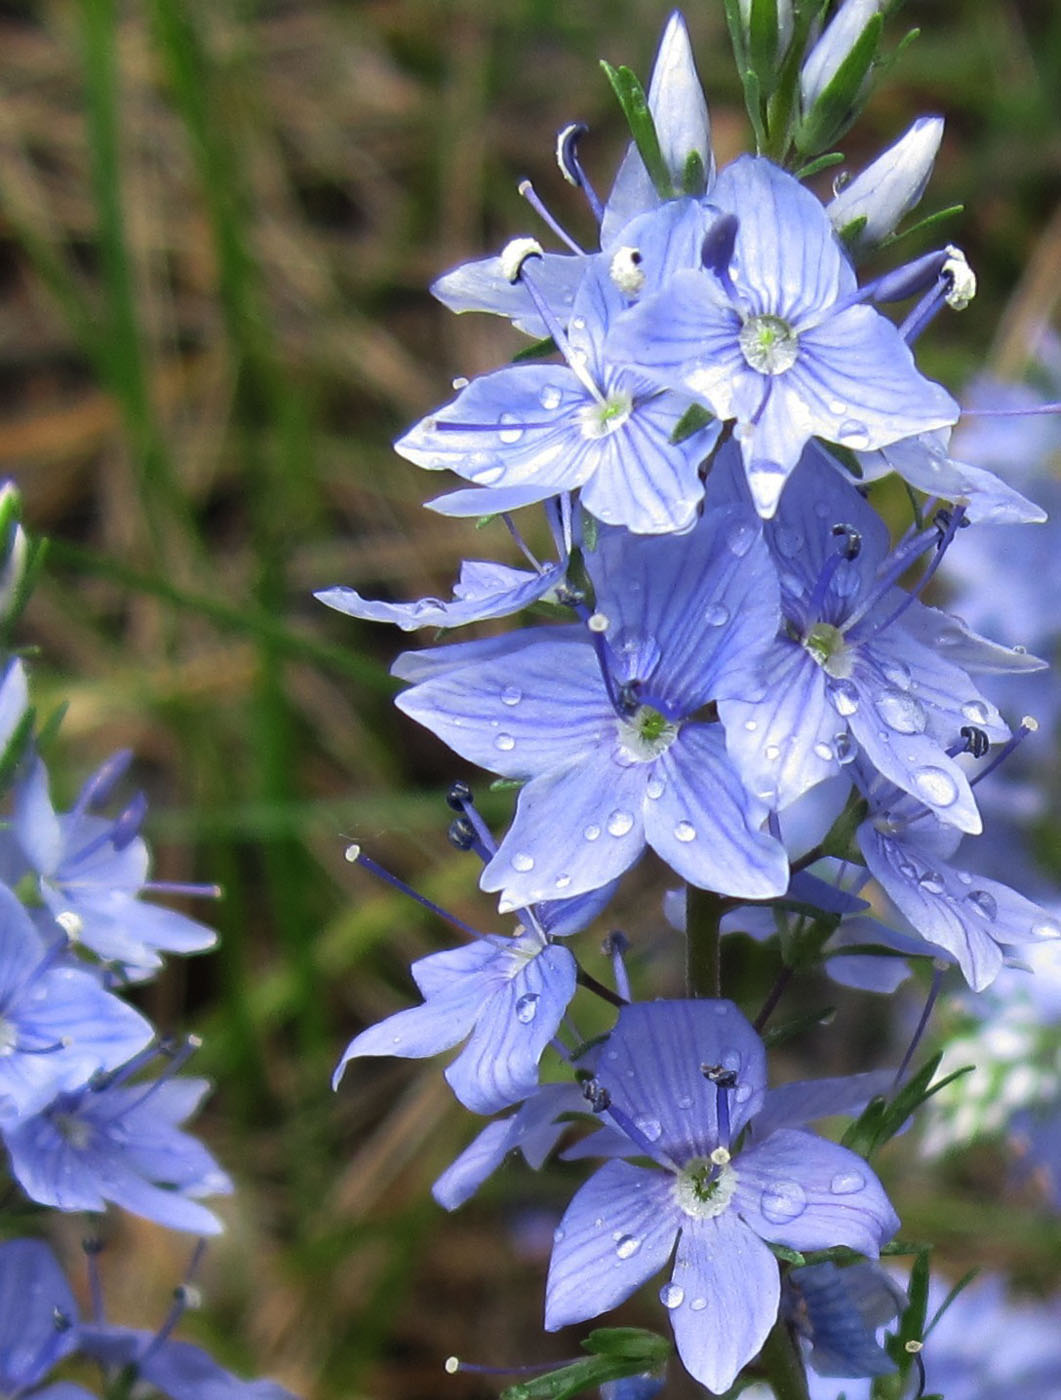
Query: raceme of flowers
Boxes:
[{"xmin": 321, "ymin": 8, "xmax": 1061, "ymax": 1397}]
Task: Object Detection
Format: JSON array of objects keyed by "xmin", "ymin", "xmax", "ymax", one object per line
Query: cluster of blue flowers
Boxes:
[
  {"xmin": 0, "ymin": 486, "xmax": 292, "ymax": 1399},
  {"xmin": 322, "ymin": 7, "xmax": 1060, "ymax": 1397}
]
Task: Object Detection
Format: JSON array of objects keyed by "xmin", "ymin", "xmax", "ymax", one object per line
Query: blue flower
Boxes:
[
  {"xmin": 607, "ymin": 156, "xmax": 958, "ymax": 516},
  {"xmin": 10, "ymin": 756, "xmax": 217, "ymax": 976},
  {"xmin": 3, "ymin": 1066, "xmax": 233, "ymax": 1234},
  {"xmin": 786, "ymin": 1260, "xmax": 902, "ymax": 1379},
  {"xmin": 397, "ymin": 230, "xmax": 720, "ymax": 534},
  {"xmin": 76, "ymin": 1326, "xmax": 295, "ymax": 1400},
  {"xmin": 333, "ymin": 925, "xmax": 577, "ymax": 1116},
  {"xmin": 713, "ymin": 444, "xmax": 1013, "ymax": 831},
  {"xmin": 545, "ymin": 1000, "xmax": 899, "ymax": 1395},
  {"xmin": 0, "ymin": 883, "xmax": 154, "ymax": 1127},
  {"xmin": 0, "ymin": 1238, "xmax": 79, "ymax": 1396},
  {"xmin": 394, "ymin": 506, "xmax": 788, "ymax": 909}
]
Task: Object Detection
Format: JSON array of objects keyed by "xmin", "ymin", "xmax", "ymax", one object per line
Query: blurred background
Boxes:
[{"xmin": 1, "ymin": 1, "xmax": 1059, "ymax": 1397}]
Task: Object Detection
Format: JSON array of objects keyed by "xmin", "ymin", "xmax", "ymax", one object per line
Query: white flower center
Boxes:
[
  {"xmin": 803, "ymin": 622, "xmax": 853, "ymax": 678},
  {"xmin": 738, "ymin": 314, "xmax": 799, "ymax": 375},
  {"xmin": 673, "ymin": 1157, "xmax": 738, "ymax": 1220},
  {"xmin": 580, "ymin": 390, "xmax": 634, "ymax": 439},
  {"xmin": 617, "ymin": 705, "xmax": 679, "ymax": 762}
]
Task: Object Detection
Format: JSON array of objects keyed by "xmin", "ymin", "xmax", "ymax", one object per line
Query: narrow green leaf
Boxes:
[
  {"xmin": 600, "ymin": 62, "xmax": 673, "ymax": 198},
  {"xmin": 794, "ymin": 151, "xmax": 846, "ymax": 181},
  {"xmin": 670, "ymin": 402, "xmax": 715, "ymax": 444},
  {"xmin": 513, "ymin": 335, "xmax": 558, "ymax": 362},
  {"xmin": 748, "ymin": 0, "xmax": 780, "ymax": 96},
  {"xmin": 762, "ymin": 1005, "xmax": 836, "ymax": 1048}
]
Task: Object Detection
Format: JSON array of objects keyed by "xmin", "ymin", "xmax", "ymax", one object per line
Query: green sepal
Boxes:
[
  {"xmin": 475, "ymin": 515, "xmax": 499, "ymax": 530},
  {"xmin": 795, "ymin": 15, "xmax": 884, "ymax": 157},
  {"xmin": 836, "ymin": 214, "xmax": 869, "ymax": 251},
  {"xmin": 499, "ymin": 1328, "xmax": 670, "ymax": 1400},
  {"xmin": 35, "ymin": 699, "xmax": 69, "ymax": 752},
  {"xmin": 818, "ymin": 790, "xmax": 869, "ymax": 863},
  {"xmin": 885, "ymin": 1247, "xmax": 931, "ymax": 1382},
  {"xmin": 579, "ymin": 510, "xmax": 599, "ymax": 554},
  {"xmin": 600, "ymin": 62, "xmax": 673, "ymax": 199},
  {"xmin": 513, "ymin": 335, "xmax": 558, "ymax": 363},
  {"xmin": 748, "ymin": 0, "xmax": 781, "ymax": 97},
  {"xmin": 489, "ymin": 777, "xmax": 525, "ymax": 793},
  {"xmin": 670, "ymin": 402, "xmax": 715, "ymax": 444},
  {"xmin": 880, "ymin": 204, "xmax": 964, "ymax": 250},
  {"xmin": 794, "ymin": 150, "xmax": 846, "ymax": 181},
  {"xmin": 762, "ymin": 1004, "xmax": 836, "ymax": 1049},
  {"xmin": 681, "ymin": 149, "xmax": 708, "ymax": 197},
  {"xmin": 0, "ymin": 704, "xmax": 35, "ymax": 793},
  {"xmin": 767, "ymin": 1241, "xmax": 807, "ymax": 1267}
]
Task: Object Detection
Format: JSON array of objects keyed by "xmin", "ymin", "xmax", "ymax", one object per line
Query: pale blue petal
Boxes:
[
  {"xmin": 0, "ymin": 1238, "xmax": 78, "ymax": 1390},
  {"xmin": 315, "ymin": 559, "xmax": 563, "ymax": 631},
  {"xmin": 430, "ymin": 250, "xmax": 584, "ymax": 334},
  {"xmin": 857, "ymin": 430, "xmax": 1046, "ymax": 525},
  {"xmin": 545, "ymin": 1160, "xmax": 678, "ymax": 1329},
  {"xmin": 667, "ymin": 1213, "xmax": 780, "ymax": 1395},
  {"xmin": 644, "ymin": 727, "xmax": 789, "ymax": 900},
  {"xmin": 734, "ymin": 1129, "xmax": 899, "ymax": 1256},
  {"xmin": 754, "ymin": 1072, "xmax": 895, "ymax": 1139}
]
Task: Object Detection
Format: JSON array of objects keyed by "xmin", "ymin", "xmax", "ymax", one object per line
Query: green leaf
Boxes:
[
  {"xmin": 489, "ymin": 777, "xmax": 525, "ymax": 793},
  {"xmin": 513, "ymin": 335, "xmax": 558, "ymax": 362},
  {"xmin": 0, "ymin": 705, "xmax": 35, "ymax": 792},
  {"xmin": 748, "ymin": 0, "xmax": 780, "ymax": 96},
  {"xmin": 924, "ymin": 1267, "xmax": 980, "ymax": 1338},
  {"xmin": 583, "ymin": 1329, "xmax": 671, "ymax": 1365},
  {"xmin": 794, "ymin": 150, "xmax": 846, "ymax": 181},
  {"xmin": 681, "ymin": 149, "xmax": 708, "ymax": 197},
  {"xmin": 767, "ymin": 1241, "xmax": 807, "ymax": 1267},
  {"xmin": 795, "ymin": 15, "xmax": 884, "ymax": 156},
  {"xmin": 499, "ymin": 1329, "xmax": 669, "ymax": 1400},
  {"xmin": 670, "ymin": 402, "xmax": 715, "ymax": 444},
  {"xmin": 836, "ymin": 214, "xmax": 869, "ymax": 251},
  {"xmin": 880, "ymin": 204, "xmax": 964, "ymax": 249},
  {"xmin": 599, "ymin": 62, "xmax": 673, "ymax": 199},
  {"xmin": 762, "ymin": 1004, "xmax": 836, "ymax": 1049}
]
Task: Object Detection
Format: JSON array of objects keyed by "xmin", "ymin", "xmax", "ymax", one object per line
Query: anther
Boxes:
[
  {"xmin": 904, "ymin": 1340, "xmax": 924, "ymax": 1354},
  {"xmin": 582, "ymin": 1078, "xmax": 612, "ymax": 1113},
  {"xmin": 555, "ymin": 123, "xmax": 604, "ymax": 223},
  {"xmin": 448, "ymin": 817, "xmax": 478, "ymax": 851},
  {"xmin": 701, "ymin": 1064, "xmax": 737, "ymax": 1088},
  {"xmin": 344, "ymin": 843, "xmax": 360, "ymax": 862},
  {"xmin": 499, "ymin": 237, "xmax": 544, "ymax": 284},
  {"xmin": 941, "ymin": 245, "xmax": 976, "ymax": 310},
  {"xmin": 446, "ymin": 781, "xmax": 473, "ymax": 812},
  {"xmin": 831, "ymin": 522, "xmax": 862, "ymax": 560},
  {"xmin": 55, "ymin": 910, "xmax": 83, "ymax": 940},
  {"xmin": 959, "ymin": 725, "xmax": 989, "ymax": 759},
  {"xmin": 587, "ymin": 612, "xmax": 609, "ymax": 633},
  {"xmin": 710, "ymin": 1146, "xmax": 731, "ymax": 1167},
  {"xmin": 610, "ymin": 246, "xmax": 645, "ymax": 295},
  {"xmin": 601, "ymin": 930, "xmax": 630, "ymax": 957},
  {"xmin": 617, "ymin": 680, "xmax": 642, "ymax": 716},
  {"xmin": 444, "ymin": 1357, "xmax": 461, "ymax": 1375}
]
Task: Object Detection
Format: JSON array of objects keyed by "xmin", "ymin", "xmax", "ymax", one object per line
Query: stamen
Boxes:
[
  {"xmin": 956, "ymin": 726, "xmax": 989, "ymax": 759},
  {"xmin": 841, "ymin": 517, "xmax": 953, "ymax": 637},
  {"xmin": 701, "ymin": 1064, "xmax": 737, "ymax": 1149},
  {"xmin": 601, "ymin": 929, "xmax": 632, "ymax": 1002},
  {"xmin": 342, "ymin": 846, "xmax": 487, "ymax": 941},
  {"xmin": 610, "ymin": 246, "xmax": 645, "ymax": 295},
  {"xmin": 858, "ymin": 505, "xmax": 966, "ymax": 639},
  {"xmin": 893, "ymin": 962, "xmax": 944, "ymax": 1087},
  {"xmin": 142, "ymin": 880, "xmax": 222, "ymax": 899},
  {"xmin": 941, "ymin": 245, "xmax": 976, "ymax": 309},
  {"xmin": 517, "ymin": 178, "xmax": 585, "ymax": 255},
  {"xmin": 94, "ymin": 1034, "xmax": 203, "ymax": 1125},
  {"xmin": 555, "ymin": 122, "xmax": 604, "ymax": 223},
  {"xmin": 831, "ymin": 522, "xmax": 862, "ymax": 560},
  {"xmin": 500, "ymin": 512, "xmax": 544, "ymax": 571},
  {"xmin": 500, "ymin": 236, "xmax": 545, "ymax": 284},
  {"xmin": 700, "ymin": 214, "xmax": 743, "ymax": 310},
  {"xmin": 111, "ymin": 793, "xmax": 148, "ymax": 850},
  {"xmin": 138, "ymin": 1240, "xmax": 208, "ymax": 1366},
  {"xmin": 444, "ymin": 784, "xmax": 500, "ymax": 862},
  {"xmin": 82, "ymin": 1236, "xmax": 106, "ymax": 1325},
  {"xmin": 70, "ymin": 750, "xmax": 135, "ymax": 821},
  {"xmin": 969, "ymin": 716, "xmax": 1038, "ymax": 787},
  {"xmin": 582, "ymin": 1076, "xmax": 676, "ymax": 1166}
]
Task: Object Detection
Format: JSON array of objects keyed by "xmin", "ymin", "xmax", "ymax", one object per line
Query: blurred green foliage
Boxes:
[{"xmin": 0, "ymin": 2, "xmax": 1057, "ymax": 1397}]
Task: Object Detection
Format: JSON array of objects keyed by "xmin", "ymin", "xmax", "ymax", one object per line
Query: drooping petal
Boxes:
[
  {"xmin": 666, "ymin": 1213, "xmax": 780, "ymax": 1395},
  {"xmin": 545, "ymin": 1160, "xmax": 678, "ymax": 1330},
  {"xmin": 734, "ymin": 1129, "xmax": 899, "ymax": 1257},
  {"xmin": 430, "ymin": 250, "xmax": 585, "ymax": 335},
  {"xmin": 643, "ymin": 726, "xmax": 789, "ymax": 900}
]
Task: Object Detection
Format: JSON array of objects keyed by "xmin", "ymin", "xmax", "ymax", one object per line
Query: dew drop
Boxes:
[
  {"xmin": 882, "ymin": 660, "xmax": 911, "ymax": 691},
  {"xmin": 554, "ymin": 874, "xmax": 572, "ymax": 891},
  {"xmin": 635, "ymin": 1116, "xmax": 663, "ymax": 1143},
  {"xmin": 735, "ymin": 1084, "xmax": 753, "ymax": 1104},
  {"xmin": 515, "ymin": 992, "xmax": 540, "ymax": 1024},
  {"xmin": 830, "ymin": 1170, "xmax": 865, "ymax": 1195},
  {"xmin": 615, "ymin": 1235, "xmax": 642, "ymax": 1260},
  {"xmin": 512, "ymin": 852, "xmax": 535, "ymax": 872},
  {"xmin": 773, "ymin": 525, "xmax": 803, "ymax": 558},
  {"xmin": 584, "ymin": 824, "xmax": 602, "ymax": 841},
  {"xmin": 501, "ymin": 685, "xmax": 523, "ymax": 706},
  {"xmin": 674, "ymin": 821, "xmax": 697, "ymax": 843},
  {"xmin": 897, "ymin": 859, "xmax": 918, "ymax": 881},
  {"xmin": 539, "ymin": 384, "xmax": 564, "ymax": 411},
  {"xmin": 828, "ymin": 680, "xmax": 859, "ymax": 717},
  {"xmin": 764, "ymin": 744, "xmax": 781, "ymax": 762},
  {"xmin": 690, "ymin": 1297, "xmax": 708, "ymax": 1313},
  {"xmin": 607, "ymin": 809, "xmax": 635, "ymax": 837},
  {"xmin": 676, "ymin": 1094, "xmax": 694, "ymax": 1110},
  {"xmin": 837, "ymin": 419, "xmax": 870, "ymax": 448},
  {"xmin": 760, "ymin": 1180, "xmax": 807, "ymax": 1224},
  {"xmin": 744, "ymin": 719, "xmax": 759, "ymax": 732},
  {"xmin": 829, "ymin": 399, "xmax": 848, "ymax": 416},
  {"xmin": 877, "ymin": 690, "xmax": 927, "ymax": 735},
  {"xmin": 834, "ymin": 732, "xmax": 855, "ymax": 764},
  {"xmin": 495, "ymin": 733, "xmax": 516, "ymax": 751},
  {"xmin": 914, "ymin": 766, "xmax": 959, "ymax": 808},
  {"xmin": 917, "ymin": 871, "xmax": 945, "ymax": 895},
  {"xmin": 646, "ymin": 777, "xmax": 665, "ymax": 800},
  {"xmin": 1032, "ymin": 918, "xmax": 1061, "ymax": 938},
  {"xmin": 727, "ymin": 522, "xmax": 755, "ymax": 557},
  {"xmin": 704, "ymin": 603, "xmax": 730, "ymax": 626},
  {"xmin": 659, "ymin": 1283, "xmax": 685, "ymax": 1310},
  {"xmin": 473, "ymin": 465, "xmax": 504, "ymax": 486},
  {"xmin": 553, "ymin": 1226, "xmax": 566, "ymax": 1243},
  {"xmin": 966, "ymin": 889, "xmax": 997, "ymax": 920},
  {"xmin": 961, "ymin": 699, "xmax": 991, "ymax": 725},
  {"xmin": 813, "ymin": 741, "xmax": 833, "ymax": 761}
]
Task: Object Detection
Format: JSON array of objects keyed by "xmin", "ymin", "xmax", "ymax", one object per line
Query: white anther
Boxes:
[
  {"xmin": 942, "ymin": 245, "xmax": 976, "ymax": 309},
  {"xmin": 500, "ymin": 237, "xmax": 544, "ymax": 284},
  {"xmin": 344, "ymin": 843, "xmax": 362, "ymax": 863},
  {"xmin": 710, "ymin": 1146, "xmax": 731, "ymax": 1166},
  {"xmin": 1021, "ymin": 715, "xmax": 1039, "ymax": 732},
  {"xmin": 610, "ymin": 246, "xmax": 645, "ymax": 294},
  {"xmin": 904, "ymin": 1340, "xmax": 924, "ymax": 1354},
  {"xmin": 55, "ymin": 911, "xmax": 83, "ymax": 940},
  {"xmin": 555, "ymin": 123, "xmax": 583, "ymax": 185},
  {"xmin": 587, "ymin": 612, "xmax": 610, "ymax": 633},
  {"xmin": 444, "ymin": 1357, "xmax": 461, "ymax": 1375}
]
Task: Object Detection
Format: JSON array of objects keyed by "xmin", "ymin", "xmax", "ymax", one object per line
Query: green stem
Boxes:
[
  {"xmin": 759, "ymin": 1317, "xmax": 811, "ymax": 1400},
  {"xmin": 684, "ymin": 885, "xmax": 726, "ymax": 999}
]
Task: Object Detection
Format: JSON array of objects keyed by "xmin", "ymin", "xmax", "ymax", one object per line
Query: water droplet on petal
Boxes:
[
  {"xmin": 512, "ymin": 852, "xmax": 535, "ymax": 872},
  {"xmin": 773, "ymin": 525, "xmax": 803, "ymax": 558},
  {"xmin": 659, "ymin": 1283, "xmax": 685, "ymax": 1310},
  {"xmin": 674, "ymin": 821, "xmax": 697, "ymax": 843},
  {"xmin": 553, "ymin": 1226, "xmax": 566, "ymax": 1243},
  {"xmin": 882, "ymin": 661, "xmax": 911, "ymax": 691},
  {"xmin": 646, "ymin": 777, "xmax": 665, "ymax": 800},
  {"xmin": 501, "ymin": 686, "xmax": 522, "ymax": 706},
  {"xmin": 877, "ymin": 690, "xmax": 927, "ymax": 734},
  {"xmin": 539, "ymin": 384, "xmax": 563, "ymax": 411},
  {"xmin": 764, "ymin": 744, "xmax": 781, "ymax": 762},
  {"xmin": 760, "ymin": 1180, "xmax": 807, "ymax": 1224},
  {"xmin": 615, "ymin": 1235, "xmax": 642, "ymax": 1259},
  {"xmin": 515, "ymin": 993, "xmax": 540, "ymax": 1024},
  {"xmin": 961, "ymin": 699, "xmax": 991, "ymax": 725},
  {"xmin": 727, "ymin": 522, "xmax": 755, "ymax": 558},
  {"xmin": 497, "ymin": 413, "xmax": 524, "ymax": 444},
  {"xmin": 744, "ymin": 719, "xmax": 758, "ymax": 732},
  {"xmin": 690, "ymin": 1297, "xmax": 708, "ymax": 1313},
  {"xmin": 829, "ymin": 680, "xmax": 859, "ymax": 717},
  {"xmin": 495, "ymin": 733, "xmax": 516, "ymax": 751},
  {"xmin": 704, "ymin": 603, "xmax": 730, "ymax": 626},
  {"xmin": 635, "ymin": 1116, "xmax": 663, "ymax": 1142},
  {"xmin": 813, "ymin": 741, "xmax": 833, "ymax": 761},
  {"xmin": 830, "ymin": 1170, "xmax": 865, "ymax": 1195},
  {"xmin": 735, "ymin": 1084, "xmax": 753, "ymax": 1104},
  {"xmin": 964, "ymin": 889, "xmax": 996, "ymax": 919},
  {"xmin": 834, "ymin": 732, "xmax": 855, "ymax": 764},
  {"xmin": 1032, "ymin": 918, "xmax": 1061, "ymax": 938},
  {"xmin": 607, "ymin": 810, "xmax": 634, "ymax": 837},
  {"xmin": 917, "ymin": 871, "xmax": 945, "ymax": 895},
  {"xmin": 837, "ymin": 419, "xmax": 870, "ymax": 448},
  {"xmin": 914, "ymin": 766, "xmax": 959, "ymax": 808},
  {"xmin": 584, "ymin": 824, "xmax": 601, "ymax": 841}
]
